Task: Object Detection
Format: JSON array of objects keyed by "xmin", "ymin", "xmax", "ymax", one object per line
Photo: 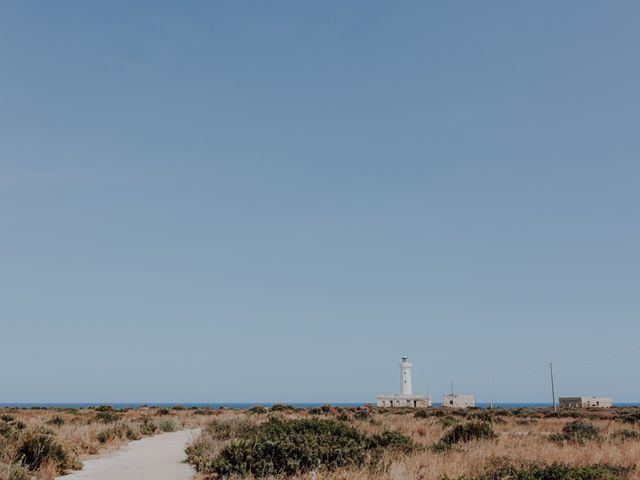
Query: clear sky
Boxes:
[{"xmin": 1, "ymin": 1, "xmax": 639, "ymax": 404}]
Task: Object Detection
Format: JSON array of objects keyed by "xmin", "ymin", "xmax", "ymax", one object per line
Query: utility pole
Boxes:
[
  {"xmin": 489, "ymin": 373, "xmax": 493, "ymax": 409},
  {"xmin": 549, "ymin": 362, "xmax": 556, "ymax": 412}
]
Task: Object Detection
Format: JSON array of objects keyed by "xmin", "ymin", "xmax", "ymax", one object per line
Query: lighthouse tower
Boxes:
[
  {"xmin": 376, "ymin": 355, "xmax": 430, "ymax": 407},
  {"xmin": 400, "ymin": 356, "xmax": 413, "ymax": 395}
]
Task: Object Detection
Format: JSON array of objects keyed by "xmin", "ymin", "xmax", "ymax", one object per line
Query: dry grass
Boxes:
[
  {"xmin": 187, "ymin": 407, "xmax": 640, "ymax": 480},
  {"xmin": 0, "ymin": 406, "xmax": 212, "ymax": 480}
]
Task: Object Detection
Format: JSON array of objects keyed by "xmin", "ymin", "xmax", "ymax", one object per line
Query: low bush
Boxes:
[
  {"xmin": 441, "ymin": 416, "xmax": 459, "ymax": 428},
  {"xmin": 185, "ymin": 435, "xmax": 217, "ymax": 473},
  {"xmin": 205, "ymin": 419, "xmax": 257, "ymax": 441},
  {"xmin": 95, "ymin": 412, "xmax": 119, "ymax": 424},
  {"xmin": 247, "ymin": 406, "xmax": 267, "ymax": 415},
  {"xmin": 336, "ymin": 412, "xmax": 351, "ymax": 422},
  {"xmin": 46, "ymin": 416, "xmax": 65, "ymax": 427},
  {"xmin": 96, "ymin": 424, "xmax": 137, "ymax": 444},
  {"xmin": 270, "ymin": 404, "xmax": 295, "ymax": 412},
  {"xmin": 158, "ymin": 418, "xmax": 178, "ymax": 432},
  {"xmin": 354, "ymin": 409, "xmax": 371, "ymax": 421},
  {"xmin": 191, "ymin": 417, "xmax": 418, "ymax": 478},
  {"xmin": 610, "ymin": 430, "xmax": 640, "ymax": 441},
  {"xmin": 550, "ymin": 420, "xmax": 601, "ymax": 443},
  {"xmin": 140, "ymin": 418, "xmax": 157, "ymax": 436},
  {"xmin": 155, "ymin": 408, "xmax": 171, "ymax": 416},
  {"xmin": 16, "ymin": 433, "xmax": 68, "ymax": 471},
  {"xmin": 616, "ymin": 412, "xmax": 640, "ymax": 424},
  {"xmin": 439, "ymin": 422, "xmax": 497, "ymax": 446},
  {"xmin": 414, "ymin": 409, "xmax": 430, "ymax": 419},
  {"xmin": 93, "ymin": 405, "xmax": 114, "ymax": 412},
  {"xmin": 211, "ymin": 418, "xmax": 368, "ymax": 477},
  {"xmin": 456, "ymin": 463, "xmax": 630, "ymax": 480},
  {"xmin": 369, "ymin": 430, "xmax": 418, "ymax": 454}
]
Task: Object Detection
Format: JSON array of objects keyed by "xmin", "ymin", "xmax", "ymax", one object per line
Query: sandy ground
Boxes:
[{"xmin": 57, "ymin": 429, "xmax": 200, "ymax": 480}]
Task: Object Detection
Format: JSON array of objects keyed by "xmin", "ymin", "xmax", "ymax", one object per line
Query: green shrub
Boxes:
[
  {"xmin": 96, "ymin": 425, "xmax": 133, "ymax": 444},
  {"xmin": 439, "ymin": 422, "xmax": 497, "ymax": 446},
  {"xmin": 550, "ymin": 420, "xmax": 601, "ymax": 443},
  {"xmin": 158, "ymin": 418, "xmax": 178, "ymax": 432},
  {"xmin": 17, "ymin": 433, "xmax": 68, "ymax": 471},
  {"xmin": 93, "ymin": 405, "xmax": 114, "ymax": 412},
  {"xmin": 0, "ymin": 415, "xmax": 14, "ymax": 423},
  {"xmin": 192, "ymin": 417, "xmax": 418, "ymax": 478},
  {"xmin": 354, "ymin": 409, "xmax": 371, "ymax": 421},
  {"xmin": 441, "ymin": 416, "xmax": 459, "ymax": 428},
  {"xmin": 140, "ymin": 418, "xmax": 157, "ymax": 436},
  {"xmin": 270, "ymin": 404, "xmax": 295, "ymax": 412},
  {"xmin": 456, "ymin": 463, "xmax": 629, "ymax": 480},
  {"xmin": 617, "ymin": 412, "xmax": 640, "ymax": 424},
  {"xmin": 46, "ymin": 416, "xmax": 65, "ymax": 427},
  {"xmin": 414, "ymin": 409, "xmax": 430, "ymax": 419},
  {"xmin": 96, "ymin": 412, "xmax": 119, "ymax": 424},
  {"xmin": 211, "ymin": 417, "xmax": 368, "ymax": 477},
  {"xmin": 336, "ymin": 412, "xmax": 351, "ymax": 422},
  {"xmin": 247, "ymin": 406, "xmax": 267, "ymax": 414},
  {"xmin": 369, "ymin": 430, "xmax": 417, "ymax": 454},
  {"xmin": 610, "ymin": 430, "xmax": 640, "ymax": 441},
  {"xmin": 185, "ymin": 435, "xmax": 217, "ymax": 473}
]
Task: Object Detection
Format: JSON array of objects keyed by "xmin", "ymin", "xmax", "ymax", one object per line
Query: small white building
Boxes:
[
  {"xmin": 442, "ymin": 394, "xmax": 475, "ymax": 409},
  {"xmin": 559, "ymin": 397, "xmax": 613, "ymax": 409},
  {"xmin": 376, "ymin": 356, "xmax": 432, "ymax": 408}
]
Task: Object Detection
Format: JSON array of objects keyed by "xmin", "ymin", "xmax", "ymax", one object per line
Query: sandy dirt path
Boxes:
[{"xmin": 57, "ymin": 429, "xmax": 199, "ymax": 480}]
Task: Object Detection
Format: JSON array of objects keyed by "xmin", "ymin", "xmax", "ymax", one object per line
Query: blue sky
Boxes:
[{"xmin": 1, "ymin": 1, "xmax": 639, "ymax": 403}]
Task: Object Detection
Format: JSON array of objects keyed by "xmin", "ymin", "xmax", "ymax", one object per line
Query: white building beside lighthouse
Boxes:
[{"xmin": 376, "ymin": 356, "xmax": 432, "ymax": 408}]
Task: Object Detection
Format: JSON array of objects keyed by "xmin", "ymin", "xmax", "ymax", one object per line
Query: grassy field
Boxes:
[
  {"xmin": 0, "ymin": 405, "xmax": 211, "ymax": 480},
  {"xmin": 184, "ymin": 406, "xmax": 640, "ymax": 480}
]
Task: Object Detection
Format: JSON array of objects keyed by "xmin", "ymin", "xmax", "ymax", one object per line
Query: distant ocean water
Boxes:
[{"xmin": 2, "ymin": 402, "xmax": 639, "ymax": 409}]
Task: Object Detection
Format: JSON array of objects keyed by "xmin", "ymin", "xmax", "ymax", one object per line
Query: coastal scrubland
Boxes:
[
  {"xmin": 3, "ymin": 405, "xmax": 640, "ymax": 480},
  {"xmin": 185, "ymin": 406, "xmax": 640, "ymax": 480},
  {"xmin": 0, "ymin": 405, "xmax": 210, "ymax": 480}
]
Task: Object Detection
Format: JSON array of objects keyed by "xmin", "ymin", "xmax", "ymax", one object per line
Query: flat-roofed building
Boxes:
[
  {"xmin": 559, "ymin": 396, "xmax": 613, "ymax": 408},
  {"xmin": 442, "ymin": 394, "xmax": 475, "ymax": 409}
]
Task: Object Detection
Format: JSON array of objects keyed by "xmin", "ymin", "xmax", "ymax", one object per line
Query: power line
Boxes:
[{"xmin": 555, "ymin": 346, "xmax": 640, "ymax": 369}]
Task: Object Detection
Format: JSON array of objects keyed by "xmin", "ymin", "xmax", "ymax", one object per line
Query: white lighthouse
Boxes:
[
  {"xmin": 400, "ymin": 356, "xmax": 412, "ymax": 395},
  {"xmin": 376, "ymin": 356, "xmax": 431, "ymax": 408}
]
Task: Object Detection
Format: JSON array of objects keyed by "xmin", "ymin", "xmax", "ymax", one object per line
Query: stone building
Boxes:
[
  {"xmin": 442, "ymin": 394, "xmax": 475, "ymax": 408},
  {"xmin": 559, "ymin": 396, "xmax": 613, "ymax": 408}
]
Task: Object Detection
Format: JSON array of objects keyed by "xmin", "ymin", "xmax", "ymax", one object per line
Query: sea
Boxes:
[{"xmin": 2, "ymin": 402, "xmax": 639, "ymax": 409}]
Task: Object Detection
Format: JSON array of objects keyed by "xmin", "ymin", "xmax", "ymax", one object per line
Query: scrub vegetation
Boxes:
[
  {"xmin": 185, "ymin": 406, "xmax": 640, "ymax": 480},
  {"xmin": 3, "ymin": 406, "xmax": 640, "ymax": 480},
  {"xmin": 0, "ymin": 405, "xmax": 209, "ymax": 480}
]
